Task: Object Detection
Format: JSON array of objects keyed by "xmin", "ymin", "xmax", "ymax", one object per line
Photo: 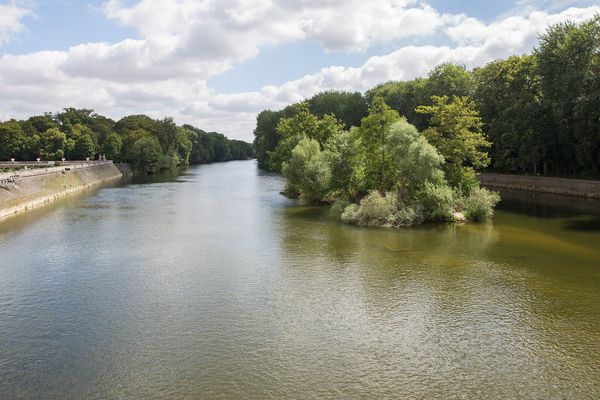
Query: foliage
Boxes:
[
  {"xmin": 282, "ymin": 138, "xmax": 331, "ymax": 203},
  {"xmin": 269, "ymin": 103, "xmax": 345, "ymax": 172},
  {"xmin": 535, "ymin": 16, "xmax": 600, "ymax": 176},
  {"xmin": 269, "ymin": 99, "xmax": 498, "ymax": 226},
  {"xmin": 308, "ymin": 91, "xmax": 368, "ymax": 129},
  {"xmin": 0, "ymin": 109, "xmax": 254, "ymax": 173},
  {"xmin": 103, "ymin": 132, "xmax": 123, "ymax": 160},
  {"xmin": 473, "ymin": 55, "xmax": 547, "ymax": 174},
  {"xmin": 131, "ymin": 136, "xmax": 165, "ymax": 173},
  {"xmin": 460, "ymin": 187, "xmax": 501, "ymax": 222},
  {"xmin": 417, "ymin": 96, "xmax": 490, "ymax": 193},
  {"xmin": 356, "ymin": 96, "xmax": 401, "ymax": 193},
  {"xmin": 254, "ymin": 17, "xmax": 600, "ymax": 178}
]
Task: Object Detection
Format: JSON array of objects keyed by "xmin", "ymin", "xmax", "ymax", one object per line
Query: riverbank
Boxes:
[
  {"xmin": 0, "ymin": 162, "xmax": 130, "ymax": 220},
  {"xmin": 479, "ymin": 173, "xmax": 600, "ymax": 199}
]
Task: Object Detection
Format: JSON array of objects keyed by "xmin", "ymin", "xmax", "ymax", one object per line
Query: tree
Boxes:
[
  {"xmin": 425, "ymin": 63, "xmax": 474, "ymax": 101},
  {"xmin": 417, "ymin": 96, "xmax": 490, "ymax": 192},
  {"xmin": 131, "ymin": 136, "xmax": 164, "ymax": 173},
  {"xmin": 357, "ymin": 97, "xmax": 401, "ymax": 193},
  {"xmin": 282, "ymin": 138, "xmax": 331, "ymax": 202},
  {"xmin": 176, "ymin": 129, "xmax": 193, "ymax": 165},
  {"xmin": 269, "ymin": 103, "xmax": 345, "ymax": 172},
  {"xmin": 385, "ymin": 119, "xmax": 446, "ymax": 194},
  {"xmin": 474, "ymin": 55, "xmax": 548, "ymax": 174},
  {"xmin": 366, "ymin": 79, "xmax": 429, "ymax": 129},
  {"xmin": 535, "ymin": 16, "xmax": 600, "ymax": 176},
  {"xmin": 39, "ymin": 128, "xmax": 67, "ymax": 160},
  {"xmin": 103, "ymin": 132, "xmax": 123, "ymax": 160},
  {"xmin": 73, "ymin": 134, "xmax": 96, "ymax": 160},
  {"xmin": 323, "ymin": 129, "xmax": 363, "ymax": 200},
  {"xmin": 308, "ymin": 91, "xmax": 368, "ymax": 129},
  {"xmin": 0, "ymin": 120, "xmax": 29, "ymax": 160}
]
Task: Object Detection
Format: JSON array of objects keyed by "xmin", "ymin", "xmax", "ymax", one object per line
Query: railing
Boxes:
[{"xmin": 0, "ymin": 161, "xmax": 113, "ymax": 182}]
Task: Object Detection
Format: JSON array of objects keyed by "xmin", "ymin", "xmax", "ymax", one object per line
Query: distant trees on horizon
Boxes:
[{"xmin": 0, "ymin": 109, "xmax": 254, "ymax": 173}]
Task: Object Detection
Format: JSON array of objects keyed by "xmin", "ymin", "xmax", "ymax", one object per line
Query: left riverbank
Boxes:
[{"xmin": 0, "ymin": 162, "xmax": 131, "ymax": 220}]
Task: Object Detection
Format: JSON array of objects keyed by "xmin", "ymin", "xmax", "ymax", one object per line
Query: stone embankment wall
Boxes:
[
  {"xmin": 0, "ymin": 162, "xmax": 128, "ymax": 220},
  {"xmin": 479, "ymin": 173, "xmax": 600, "ymax": 199}
]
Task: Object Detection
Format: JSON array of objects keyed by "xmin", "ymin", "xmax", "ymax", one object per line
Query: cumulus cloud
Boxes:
[
  {"xmin": 0, "ymin": 1, "xmax": 31, "ymax": 45},
  {"xmin": 0, "ymin": 1, "xmax": 598, "ymax": 141}
]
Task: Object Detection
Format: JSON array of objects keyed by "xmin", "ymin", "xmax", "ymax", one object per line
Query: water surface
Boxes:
[{"xmin": 1, "ymin": 161, "xmax": 599, "ymax": 399}]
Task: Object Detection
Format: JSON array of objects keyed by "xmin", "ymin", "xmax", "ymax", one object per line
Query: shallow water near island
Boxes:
[{"xmin": 1, "ymin": 160, "xmax": 599, "ymax": 399}]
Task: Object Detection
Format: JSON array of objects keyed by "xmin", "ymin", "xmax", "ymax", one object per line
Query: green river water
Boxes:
[{"xmin": 0, "ymin": 160, "xmax": 599, "ymax": 399}]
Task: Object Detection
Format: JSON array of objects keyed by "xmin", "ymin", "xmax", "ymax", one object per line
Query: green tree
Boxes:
[
  {"xmin": 357, "ymin": 97, "xmax": 401, "ymax": 193},
  {"xmin": 474, "ymin": 55, "xmax": 548, "ymax": 174},
  {"xmin": 176, "ymin": 128, "xmax": 193, "ymax": 165},
  {"xmin": 535, "ymin": 16, "xmax": 600, "ymax": 176},
  {"xmin": 425, "ymin": 63, "xmax": 474, "ymax": 101},
  {"xmin": 308, "ymin": 91, "xmax": 368, "ymax": 129},
  {"xmin": 282, "ymin": 138, "xmax": 331, "ymax": 202},
  {"xmin": 131, "ymin": 136, "xmax": 164, "ymax": 173},
  {"xmin": 270, "ymin": 103, "xmax": 345, "ymax": 172},
  {"xmin": 103, "ymin": 132, "xmax": 123, "ymax": 160},
  {"xmin": 0, "ymin": 120, "xmax": 29, "ymax": 160},
  {"xmin": 39, "ymin": 128, "xmax": 67, "ymax": 160},
  {"xmin": 73, "ymin": 134, "xmax": 96, "ymax": 160},
  {"xmin": 417, "ymin": 96, "xmax": 490, "ymax": 192}
]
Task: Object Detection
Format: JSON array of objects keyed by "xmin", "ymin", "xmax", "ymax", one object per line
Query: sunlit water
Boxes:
[{"xmin": 1, "ymin": 160, "xmax": 599, "ymax": 399}]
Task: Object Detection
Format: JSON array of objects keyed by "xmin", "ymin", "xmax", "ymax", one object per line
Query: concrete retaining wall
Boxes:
[
  {"xmin": 0, "ymin": 163, "xmax": 125, "ymax": 220},
  {"xmin": 479, "ymin": 173, "xmax": 600, "ymax": 199}
]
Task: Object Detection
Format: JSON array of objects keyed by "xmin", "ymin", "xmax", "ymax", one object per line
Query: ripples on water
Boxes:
[{"xmin": 0, "ymin": 161, "xmax": 599, "ymax": 399}]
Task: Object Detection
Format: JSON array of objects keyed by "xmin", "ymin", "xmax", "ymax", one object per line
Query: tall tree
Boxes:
[
  {"xmin": 417, "ymin": 96, "xmax": 490, "ymax": 193},
  {"xmin": 357, "ymin": 97, "xmax": 401, "ymax": 193}
]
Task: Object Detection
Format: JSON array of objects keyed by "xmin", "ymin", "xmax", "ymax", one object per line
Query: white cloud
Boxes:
[
  {"xmin": 0, "ymin": 1, "xmax": 31, "ymax": 45},
  {"xmin": 0, "ymin": 1, "xmax": 598, "ymax": 141}
]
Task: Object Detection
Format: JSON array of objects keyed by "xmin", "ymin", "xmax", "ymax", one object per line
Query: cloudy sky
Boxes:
[{"xmin": 0, "ymin": 0, "xmax": 598, "ymax": 141}]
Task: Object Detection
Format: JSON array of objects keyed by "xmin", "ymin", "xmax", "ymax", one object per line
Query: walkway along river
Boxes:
[{"xmin": 0, "ymin": 160, "xmax": 599, "ymax": 399}]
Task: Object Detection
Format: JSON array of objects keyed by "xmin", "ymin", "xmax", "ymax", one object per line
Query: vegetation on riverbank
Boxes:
[
  {"xmin": 254, "ymin": 17, "xmax": 600, "ymax": 179},
  {"xmin": 252, "ymin": 17, "xmax": 599, "ymax": 226},
  {"xmin": 0, "ymin": 110, "xmax": 254, "ymax": 173}
]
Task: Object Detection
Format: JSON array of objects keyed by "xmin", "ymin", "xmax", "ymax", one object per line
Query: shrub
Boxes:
[
  {"xmin": 340, "ymin": 203, "xmax": 360, "ymax": 224},
  {"xmin": 387, "ymin": 205, "xmax": 425, "ymax": 226},
  {"xmin": 462, "ymin": 187, "xmax": 501, "ymax": 222},
  {"xmin": 418, "ymin": 182, "xmax": 455, "ymax": 222}
]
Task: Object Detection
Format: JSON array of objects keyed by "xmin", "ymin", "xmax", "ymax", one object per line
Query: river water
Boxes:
[{"xmin": 0, "ymin": 160, "xmax": 599, "ymax": 399}]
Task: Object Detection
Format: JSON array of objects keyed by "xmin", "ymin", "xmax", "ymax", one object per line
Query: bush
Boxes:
[
  {"xmin": 387, "ymin": 205, "xmax": 425, "ymax": 226},
  {"xmin": 340, "ymin": 203, "xmax": 360, "ymax": 224},
  {"xmin": 462, "ymin": 187, "xmax": 501, "ymax": 222},
  {"xmin": 418, "ymin": 182, "xmax": 455, "ymax": 222},
  {"xmin": 339, "ymin": 191, "xmax": 398, "ymax": 226}
]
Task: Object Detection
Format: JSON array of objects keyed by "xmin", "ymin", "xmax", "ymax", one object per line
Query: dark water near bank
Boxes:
[{"xmin": 1, "ymin": 160, "xmax": 599, "ymax": 399}]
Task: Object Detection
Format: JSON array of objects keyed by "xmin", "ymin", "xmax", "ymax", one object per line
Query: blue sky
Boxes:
[{"xmin": 0, "ymin": 0, "xmax": 598, "ymax": 140}]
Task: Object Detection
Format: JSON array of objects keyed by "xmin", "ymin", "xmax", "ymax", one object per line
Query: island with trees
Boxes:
[{"xmin": 253, "ymin": 16, "xmax": 599, "ymax": 227}]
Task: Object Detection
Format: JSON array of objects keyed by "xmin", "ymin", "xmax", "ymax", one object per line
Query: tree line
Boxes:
[
  {"xmin": 254, "ymin": 16, "xmax": 600, "ymax": 179},
  {"xmin": 0, "ymin": 109, "xmax": 254, "ymax": 173}
]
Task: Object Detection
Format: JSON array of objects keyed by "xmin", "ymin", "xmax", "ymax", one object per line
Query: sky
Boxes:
[{"xmin": 0, "ymin": 0, "xmax": 599, "ymax": 141}]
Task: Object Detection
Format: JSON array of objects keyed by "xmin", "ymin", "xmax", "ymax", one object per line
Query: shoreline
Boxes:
[
  {"xmin": 0, "ymin": 163, "xmax": 131, "ymax": 221},
  {"xmin": 479, "ymin": 173, "xmax": 600, "ymax": 199}
]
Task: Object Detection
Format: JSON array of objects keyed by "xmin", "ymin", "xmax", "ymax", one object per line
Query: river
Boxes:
[{"xmin": 0, "ymin": 160, "xmax": 599, "ymax": 399}]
